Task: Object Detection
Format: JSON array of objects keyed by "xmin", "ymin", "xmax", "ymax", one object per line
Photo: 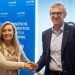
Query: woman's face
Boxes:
[{"xmin": 2, "ymin": 24, "xmax": 14, "ymax": 42}]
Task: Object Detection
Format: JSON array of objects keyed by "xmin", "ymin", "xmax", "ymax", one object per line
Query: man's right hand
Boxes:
[{"xmin": 27, "ymin": 62, "xmax": 39, "ymax": 71}]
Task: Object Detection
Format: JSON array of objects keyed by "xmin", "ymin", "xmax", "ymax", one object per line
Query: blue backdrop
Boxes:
[{"xmin": 0, "ymin": 0, "xmax": 35, "ymax": 75}]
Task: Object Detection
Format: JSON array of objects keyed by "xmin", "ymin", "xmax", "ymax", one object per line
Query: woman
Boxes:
[{"xmin": 0, "ymin": 21, "xmax": 32, "ymax": 75}]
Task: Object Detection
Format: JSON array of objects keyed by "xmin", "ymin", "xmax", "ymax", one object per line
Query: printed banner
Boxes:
[{"xmin": 0, "ymin": 0, "xmax": 35, "ymax": 75}]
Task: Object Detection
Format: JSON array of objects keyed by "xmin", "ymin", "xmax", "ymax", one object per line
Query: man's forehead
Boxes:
[{"xmin": 50, "ymin": 6, "xmax": 64, "ymax": 11}]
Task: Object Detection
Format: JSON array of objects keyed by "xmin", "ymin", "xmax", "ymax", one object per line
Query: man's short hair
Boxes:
[{"xmin": 50, "ymin": 2, "xmax": 66, "ymax": 14}]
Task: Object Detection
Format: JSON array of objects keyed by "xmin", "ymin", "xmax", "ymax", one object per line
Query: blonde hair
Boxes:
[{"xmin": 0, "ymin": 21, "xmax": 21, "ymax": 56}]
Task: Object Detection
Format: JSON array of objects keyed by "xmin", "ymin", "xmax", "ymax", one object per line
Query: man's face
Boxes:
[{"xmin": 50, "ymin": 6, "xmax": 66, "ymax": 26}]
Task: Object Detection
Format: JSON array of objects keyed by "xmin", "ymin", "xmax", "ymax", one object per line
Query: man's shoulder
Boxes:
[{"xmin": 42, "ymin": 28, "xmax": 52, "ymax": 34}]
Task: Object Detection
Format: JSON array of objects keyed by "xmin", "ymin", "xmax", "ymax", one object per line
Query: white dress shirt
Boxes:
[{"xmin": 49, "ymin": 24, "xmax": 64, "ymax": 71}]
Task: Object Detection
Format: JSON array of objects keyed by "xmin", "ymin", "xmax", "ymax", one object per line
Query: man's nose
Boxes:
[{"xmin": 54, "ymin": 14, "xmax": 58, "ymax": 17}]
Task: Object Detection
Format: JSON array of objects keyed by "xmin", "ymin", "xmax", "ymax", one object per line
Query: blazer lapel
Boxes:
[
  {"xmin": 61, "ymin": 23, "xmax": 71, "ymax": 57},
  {"xmin": 46, "ymin": 29, "xmax": 52, "ymax": 65},
  {"xmin": 47, "ymin": 29, "xmax": 52, "ymax": 51}
]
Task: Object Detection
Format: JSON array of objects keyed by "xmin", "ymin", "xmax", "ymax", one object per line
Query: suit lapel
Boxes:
[
  {"xmin": 47, "ymin": 29, "xmax": 52, "ymax": 51},
  {"xmin": 61, "ymin": 23, "xmax": 71, "ymax": 56},
  {"xmin": 45, "ymin": 29, "xmax": 52, "ymax": 63}
]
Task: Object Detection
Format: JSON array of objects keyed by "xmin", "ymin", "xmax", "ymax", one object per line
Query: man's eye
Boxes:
[{"xmin": 50, "ymin": 12, "xmax": 63, "ymax": 15}]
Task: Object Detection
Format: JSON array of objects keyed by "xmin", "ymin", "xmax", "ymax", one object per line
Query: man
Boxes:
[{"xmin": 31, "ymin": 2, "xmax": 75, "ymax": 75}]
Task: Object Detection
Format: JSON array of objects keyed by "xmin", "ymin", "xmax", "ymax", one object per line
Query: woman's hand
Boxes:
[
  {"xmin": 37, "ymin": 72, "xmax": 44, "ymax": 75},
  {"xmin": 24, "ymin": 62, "xmax": 34, "ymax": 70}
]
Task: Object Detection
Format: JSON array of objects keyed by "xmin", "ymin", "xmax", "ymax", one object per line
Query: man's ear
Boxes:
[{"xmin": 64, "ymin": 12, "xmax": 67, "ymax": 18}]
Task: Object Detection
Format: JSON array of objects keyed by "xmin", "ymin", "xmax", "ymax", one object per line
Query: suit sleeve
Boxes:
[{"xmin": 36, "ymin": 31, "xmax": 48, "ymax": 72}]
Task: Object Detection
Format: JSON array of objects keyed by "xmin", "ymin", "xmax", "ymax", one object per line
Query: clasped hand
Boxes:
[{"xmin": 24, "ymin": 62, "xmax": 39, "ymax": 71}]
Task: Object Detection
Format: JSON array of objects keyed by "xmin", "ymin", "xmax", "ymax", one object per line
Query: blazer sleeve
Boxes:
[
  {"xmin": 0, "ymin": 52, "xmax": 25, "ymax": 70},
  {"xmin": 36, "ymin": 31, "xmax": 48, "ymax": 72},
  {"xmin": 20, "ymin": 51, "xmax": 30, "ymax": 63}
]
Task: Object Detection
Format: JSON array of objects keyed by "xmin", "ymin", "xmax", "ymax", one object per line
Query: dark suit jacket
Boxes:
[{"xmin": 37, "ymin": 22, "xmax": 75, "ymax": 75}]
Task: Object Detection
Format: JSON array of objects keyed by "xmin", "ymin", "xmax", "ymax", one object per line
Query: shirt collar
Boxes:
[{"xmin": 52, "ymin": 23, "xmax": 64, "ymax": 33}]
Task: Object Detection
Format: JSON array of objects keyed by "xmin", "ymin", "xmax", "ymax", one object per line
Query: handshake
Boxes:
[
  {"xmin": 24, "ymin": 62, "xmax": 44, "ymax": 75},
  {"xmin": 24, "ymin": 62, "xmax": 39, "ymax": 71}
]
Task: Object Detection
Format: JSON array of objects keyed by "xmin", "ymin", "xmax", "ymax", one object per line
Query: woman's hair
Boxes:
[{"xmin": 0, "ymin": 21, "xmax": 21, "ymax": 56}]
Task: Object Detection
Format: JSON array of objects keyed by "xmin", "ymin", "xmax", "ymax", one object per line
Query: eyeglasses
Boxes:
[{"xmin": 50, "ymin": 12, "xmax": 63, "ymax": 15}]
